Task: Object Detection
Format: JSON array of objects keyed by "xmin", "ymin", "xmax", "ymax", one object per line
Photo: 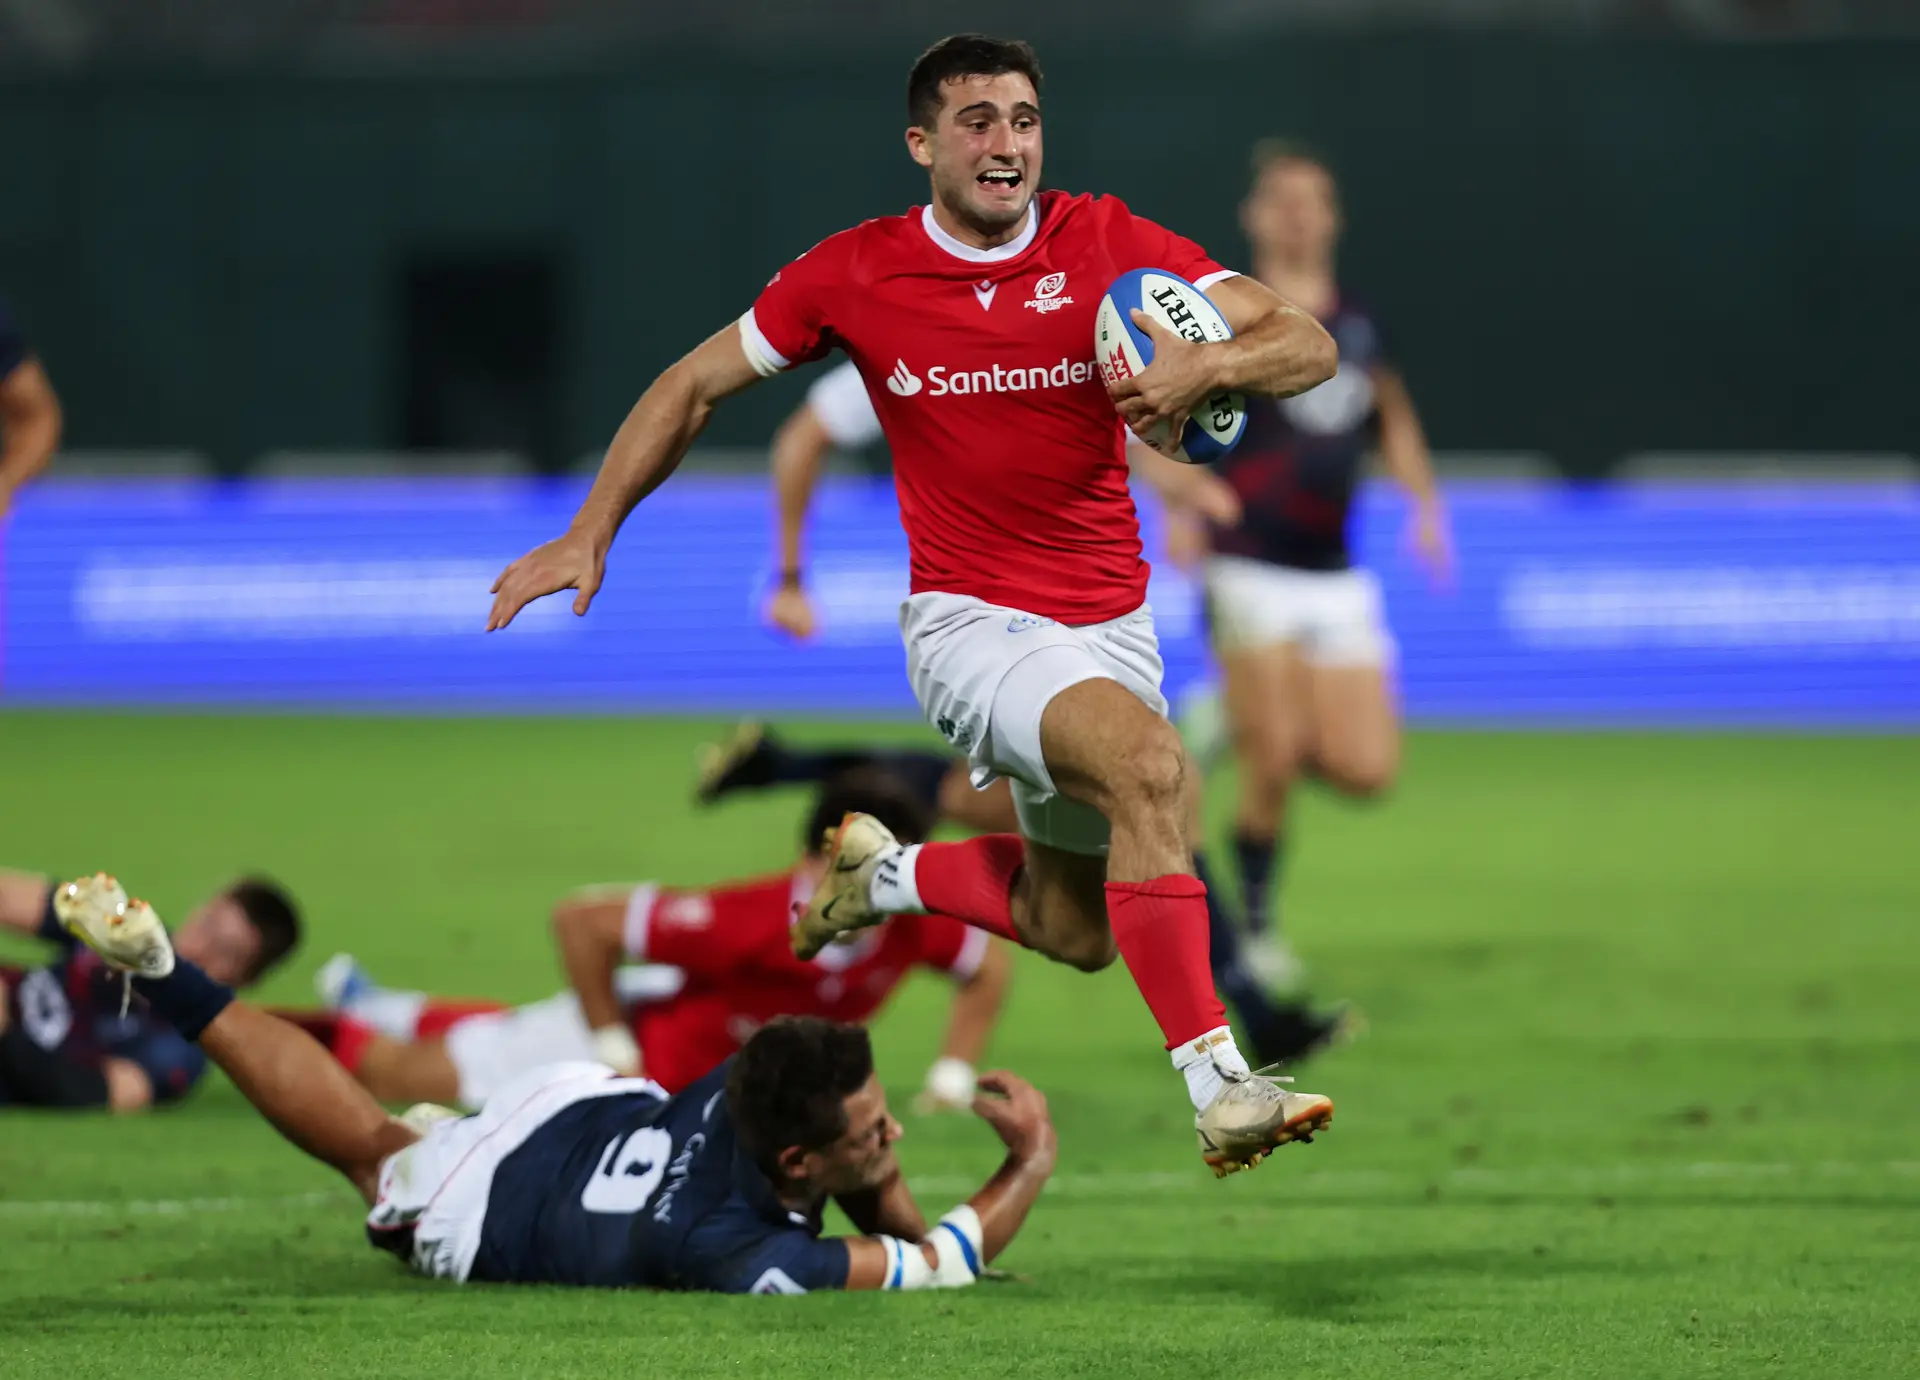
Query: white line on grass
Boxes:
[
  {"xmin": 0, "ymin": 1189, "xmax": 346, "ymax": 1217},
  {"xmin": 4, "ymin": 1162, "xmax": 1915, "ymax": 1218}
]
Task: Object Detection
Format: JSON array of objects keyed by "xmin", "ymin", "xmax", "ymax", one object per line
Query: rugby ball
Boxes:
[{"xmin": 1095, "ymin": 269, "xmax": 1247, "ymax": 464}]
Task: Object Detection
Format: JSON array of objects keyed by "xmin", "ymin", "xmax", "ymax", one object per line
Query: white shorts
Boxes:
[
  {"xmin": 900, "ymin": 591, "xmax": 1167, "ymax": 856},
  {"xmin": 366, "ymin": 1061, "xmax": 664, "ymax": 1282},
  {"xmin": 442, "ymin": 992, "xmax": 597, "ymax": 1111},
  {"xmin": 1203, "ymin": 556, "xmax": 1395, "ymax": 666}
]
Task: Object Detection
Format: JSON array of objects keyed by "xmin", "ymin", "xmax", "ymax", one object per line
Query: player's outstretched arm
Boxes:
[
  {"xmin": 487, "ymin": 324, "xmax": 765, "ymax": 631},
  {"xmin": 0, "ymin": 357, "xmax": 62, "ymax": 519},
  {"xmin": 550, "ymin": 887, "xmax": 643, "ymax": 1075},
  {"xmin": 764, "ymin": 399, "xmax": 831, "ymax": 640},
  {"xmin": 917, "ymin": 939, "xmax": 1013, "ymax": 1113},
  {"xmin": 1373, "ymin": 365, "xmax": 1454, "ymax": 585},
  {"xmin": 834, "ymin": 1166, "xmax": 930, "ymax": 1243},
  {"xmin": 840, "ymin": 1071, "xmax": 1057, "ymax": 1290}
]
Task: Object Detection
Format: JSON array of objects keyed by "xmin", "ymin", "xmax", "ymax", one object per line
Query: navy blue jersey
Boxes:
[
  {"xmin": 1210, "ymin": 298, "xmax": 1388, "ymax": 572},
  {"xmin": 471, "ymin": 1061, "xmax": 851, "ymax": 1293},
  {"xmin": 0, "ymin": 297, "xmax": 26, "ymax": 379},
  {"xmin": 0, "ymin": 896, "xmax": 206, "ymax": 1106}
]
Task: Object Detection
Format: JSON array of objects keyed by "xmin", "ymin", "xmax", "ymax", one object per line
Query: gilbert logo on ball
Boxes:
[{"xmin": 1095, "ymin": 269, "xmax": 1247, "ymax": 464}]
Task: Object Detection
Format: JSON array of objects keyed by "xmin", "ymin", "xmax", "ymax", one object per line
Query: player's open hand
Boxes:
[
  {"xmin": 971, "ymin": 1070, "xmax": 1057, "ymax": 1167},
  {"xmin": 763, "ymin": 585, "xmax": 818, "ymax": 641},
  {"xmin": 1407, "ymin": 499, "xmax": 1456, "ymax": 590},
  {"xmin": 1107, "ymin": 311, "xmax": 1217, "ymax": 453},
  {"xmin": 488, "ymin": 529, "xmax": 606, "ymax": 631}
]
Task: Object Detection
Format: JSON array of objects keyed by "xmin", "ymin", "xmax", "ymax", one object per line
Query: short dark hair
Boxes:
[
  {"xmin": 727, "ymin": 1017, "xmax": 875, "ymax": 1181},
  {"xmin": 226, "ymin": 877, "xmax": 301, "ymax": 985},
  {"xmin": 907, "ymin": 34, "xmax": 1043, "ymax": 129},
  {"xmin": 804, "ymin": 768, "xmax": 935, "ymax": 855},
  {"xmin": 1250, "ymin": 137, "xmax": 1338, "ymax": 190}
]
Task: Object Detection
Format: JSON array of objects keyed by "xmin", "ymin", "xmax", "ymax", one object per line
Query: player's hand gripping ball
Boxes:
[{"xmin": 1096, "ymin": 269, "xmax": 1247, "ymax": 464}]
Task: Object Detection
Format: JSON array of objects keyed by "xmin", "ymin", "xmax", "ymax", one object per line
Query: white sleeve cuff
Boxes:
[
  {"xmin": 738, "ymin": 310, "xmax": 790, "ymax": 377},
  {"xmin": 806, "ymin": 360, "xmax": 883, "ymax": 449},
  {"xmin": 947, "ymin": 927, "xmax": 989, "ymax": 982},
  {"xmin": 1193, "ymin": 269, "xmax": 1240, "ymax": 291},
  {"xmin": 621, "ymin": 883, "xmax": 660, "ymax": 960}
]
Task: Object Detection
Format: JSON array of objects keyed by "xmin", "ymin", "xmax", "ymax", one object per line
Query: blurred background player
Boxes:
[
  {"xmin": 698, "ymin": 715, "xmax": 1018, "ymax": 836},
  {"xmin": 763, "ymin": 359, "xmax": 884, "ymax": 643},
  {"xmin": 1142, "ymin": 141, "xmax": 1453, "ymax": 985},
  {"xmin": 295, "ymin": 770, "xmax": 1011, "ymax": 1112},
  {"xmin": 59, "ymin": 876, "xmax": 1055, "ymax": 1295},
  {"xmin": 0, "ymin": 867, "xmax": 300, "ymax": 1110},
  {"xmin": 0, "ymin": 296, "xmax": 63, "ymax": 518}
]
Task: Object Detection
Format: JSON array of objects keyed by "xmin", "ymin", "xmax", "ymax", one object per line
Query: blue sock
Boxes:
[
  {"xmin": 1232, "ymin": 830, "xmax": 1281, "ymax": 936},
  {"xmin": 133, "ymin": 960, "xmax": 234, "ymax": 1042}
]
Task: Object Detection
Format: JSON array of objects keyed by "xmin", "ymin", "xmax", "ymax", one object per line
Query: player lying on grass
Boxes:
[
  {"xmin": 489, "ymin": 34, "xmax": 1336, "ymax": 1175},
  {"xmin": 700, "ymin": 720, "xmax": 1350, "ymax": 1067},
  {"xmin": 290, "ymin": 769, "xmax": 1010, "ymax": 1114},
  {"xmin": 58, "ymin": 874, "xmax": 1054, "ymax": 1293},
  {"xmin": 0, "ymin": 867, "xmax": 299, "ymax": 1110}
]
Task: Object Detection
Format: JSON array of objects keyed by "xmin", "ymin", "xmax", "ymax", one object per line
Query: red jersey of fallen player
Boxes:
[
  {"xmin": 743, "ymin": 190, "xmax": 1235, "ymax": 625},
  {"xmin": 625, "ymin": 871, "xmax": 987, "ymax": 1091}
]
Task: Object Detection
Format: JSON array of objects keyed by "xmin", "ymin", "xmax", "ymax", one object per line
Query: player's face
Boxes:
[
  {"xmin": 810, "ymin": 1074, "xmax": 904, "ymax": 1195},
  {"xmin": 172, "ymin": 894, "xmax": 262, "ymax": 988},
  {"xmin": 1242, "ymin": 159, "xmax": 1341, "ymax": 265},
  {"xmin": 906, "ymin": 72, "xmax": 1042, "ymax": 241}
]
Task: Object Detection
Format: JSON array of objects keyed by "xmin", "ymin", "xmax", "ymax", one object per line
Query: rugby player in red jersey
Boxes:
[
  {"xmin": 292, "ymin": 771, "xmax": 1009, "ymax": 1114},
  {"xmin": 489, "ymin": 35, "xmax": 1339, "ymax": 1175}
]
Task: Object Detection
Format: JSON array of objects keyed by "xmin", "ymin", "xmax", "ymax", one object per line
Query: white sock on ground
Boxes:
[
  {"xmin": 867, "ymin": 843, "xmax": 924, "ymax": 913},
  {"xmin": 343, "ymin": 988, "xmax": 428, "ymax": 1040},
  {"xmin": 1171, "ymin": 1026, "xmax": 1251, "ymax": 1112}
]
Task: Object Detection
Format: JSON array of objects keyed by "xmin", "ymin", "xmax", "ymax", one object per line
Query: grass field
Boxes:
[{"xmin": 1, "ymin": 712, "xmax": 1916, "ymax": 1379}]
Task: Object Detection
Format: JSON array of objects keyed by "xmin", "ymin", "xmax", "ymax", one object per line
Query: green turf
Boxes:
[{"xmin": 2, "ymin": 712, "xmax": 1916, "ymax": 1379}]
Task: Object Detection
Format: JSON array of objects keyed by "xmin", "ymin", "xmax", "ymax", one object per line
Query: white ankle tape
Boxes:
[{"xmin": 869, "ymin": 843, "xmax": 924, "ymax": 914}]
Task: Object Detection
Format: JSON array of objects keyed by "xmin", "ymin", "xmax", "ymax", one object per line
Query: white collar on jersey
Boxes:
[{"xmin": 919, "ymin": 201, "xmax": 1038, "ymax": 263}]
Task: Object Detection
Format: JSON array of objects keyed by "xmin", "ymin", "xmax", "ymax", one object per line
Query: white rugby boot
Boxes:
[
  {"xmin": 1195, "ymin": 1064, "xmax": 1334, "ymax": 1178},
  {"xmin": 398, "ymin": 1103, "xmax": 465, "ymax": 1135},
  {"xmin": 791, "ymin": 811, "xmax": 900, "ymax": 960},
  {"xmin": 55, "ymin": 874, "xmax": 175, "ymax": 979}
]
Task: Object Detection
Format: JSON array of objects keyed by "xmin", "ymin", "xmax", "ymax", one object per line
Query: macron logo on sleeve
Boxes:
[{"xmin": 886, "ymin": 360, "xmax": 924, "ymax": 396}]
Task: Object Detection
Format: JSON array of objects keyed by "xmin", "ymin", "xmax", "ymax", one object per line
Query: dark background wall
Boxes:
[{"xmin": 3, "ymin": 37, "xmax": 1915, "ymax": 475}]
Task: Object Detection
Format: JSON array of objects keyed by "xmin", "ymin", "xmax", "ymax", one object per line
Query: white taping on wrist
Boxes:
[
  {"xmin": 878, "ymin": 1205, "xmax": 983, "ymax": 1290},
  {"xmin": 925, "ymin": 1057, "xmax": 976, "ymax": 1106},
  {"xmin": 590, "ymin": 1023, "xmax": 641, "ymax": 1075}
]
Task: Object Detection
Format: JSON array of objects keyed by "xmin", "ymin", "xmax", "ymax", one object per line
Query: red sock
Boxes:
[
  {"xmin": 414, "ymin": 999, "xmax": 508, "ymax": 1040},
  {"xmin": 267, "ymin": 1008, "xmax": 339, "ymax": 1049},
  {"xmin": 1106, "ymin": 876, "xmax": 1228, "ymax": 1051},
  {"xmin": 915, "ymin": 835, "xmax": 1026, "ymax": 944},
  {"xmin": 330, "ymin": 1014, "xmax": 378, "ymax": 1075}
]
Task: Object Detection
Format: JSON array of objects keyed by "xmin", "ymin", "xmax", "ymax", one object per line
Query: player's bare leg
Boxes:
[
  {"xmin": 199, "ymin": 1005, "xmax": 423, "ymax": 1202},
  {"xmin": 1301, "ymin": 662, "xmax": 1400, "ymax": 798},
  {"xmin": 1032, "ymin": 679, "xmax": 1332, "ymax": 1172},
  {"xmin": 1220, "ymin": 643, "xmax": 1306, "ymax": 844},
  {"xmin": 55, "ymin": 879, "xmax": 418, "ymax": 1203},
  {"xmin": 350, "ymin": 1033, "xmax": 464, "ymax": 1108}
]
